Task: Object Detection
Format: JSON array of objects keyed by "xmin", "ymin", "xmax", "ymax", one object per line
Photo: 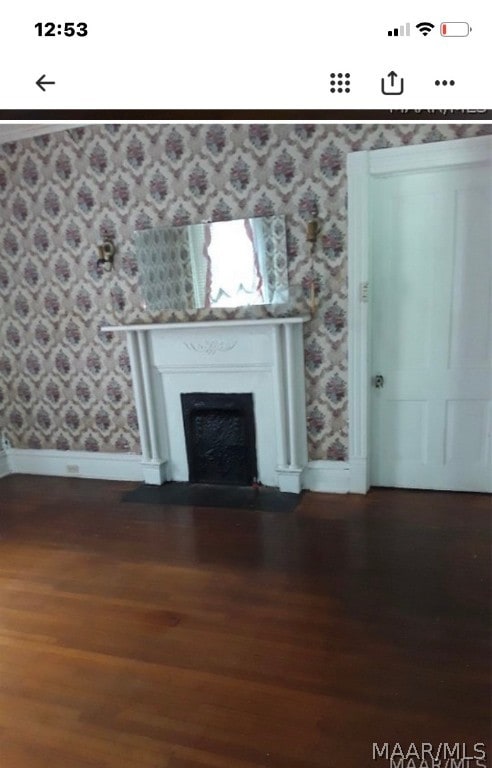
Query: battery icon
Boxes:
[{"xmin": 440, "ymin": 22, "xmax": 471, "ymax": 36}]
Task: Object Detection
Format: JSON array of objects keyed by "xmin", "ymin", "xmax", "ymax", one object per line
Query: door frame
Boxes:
[{"xmin": 347, "ymin": 134, "xmax": 492, "ymax": 493}]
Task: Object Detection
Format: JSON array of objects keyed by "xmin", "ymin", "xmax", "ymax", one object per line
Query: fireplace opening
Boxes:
[{"xmin": 180, "ymin": 392, "xmax": 258, "ymax": 486}]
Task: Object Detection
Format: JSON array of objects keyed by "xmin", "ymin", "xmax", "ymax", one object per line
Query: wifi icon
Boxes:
[{"xmin": 416, "ymin": 21, "xmax": 435, "ymax": 36}]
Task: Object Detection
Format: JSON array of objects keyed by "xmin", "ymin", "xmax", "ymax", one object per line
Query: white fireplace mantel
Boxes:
[{"xmin": 102, "ymin": 317, "xmax": 310, "ymax": 493}]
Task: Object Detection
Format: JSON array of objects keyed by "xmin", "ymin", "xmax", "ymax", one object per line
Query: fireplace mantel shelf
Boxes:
[
  {"xmin": 101, "ymin": 316, "xmax": 309, "ymax": 333},
  {"xmin": 106, "ymin": 316, "xmax": 309, "ymax": 492}
]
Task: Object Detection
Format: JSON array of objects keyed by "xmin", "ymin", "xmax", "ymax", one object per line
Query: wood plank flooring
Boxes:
[{"xmin": 0, "ymin": 475, "xmax": 490, "ymax": 768}]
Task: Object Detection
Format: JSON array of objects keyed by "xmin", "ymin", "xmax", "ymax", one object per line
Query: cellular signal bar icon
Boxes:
[{"xmin": 388, "ymin": 23, "xmax": 411, "ymax": 37}]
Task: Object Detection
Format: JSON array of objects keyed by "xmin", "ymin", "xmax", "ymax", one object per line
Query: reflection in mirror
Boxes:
[{"xmin": 134, "ymin": 215, "xmax": 289, "ymax": 311}]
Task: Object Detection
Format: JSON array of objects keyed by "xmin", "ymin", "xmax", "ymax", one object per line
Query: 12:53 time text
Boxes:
[{"xmin": 34, "ymin": 22, "xmax": 88, "ymax": 37}]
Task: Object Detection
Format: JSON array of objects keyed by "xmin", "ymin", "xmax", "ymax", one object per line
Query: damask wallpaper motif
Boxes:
[{"xmin": 0, "ymin": 123, "xmax": 489, "ymax": 460}]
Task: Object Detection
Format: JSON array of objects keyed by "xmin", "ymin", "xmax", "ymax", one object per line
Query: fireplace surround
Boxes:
[{"xmin": 102, "ymin": 318, "xmax": 309, "ymax": 492}]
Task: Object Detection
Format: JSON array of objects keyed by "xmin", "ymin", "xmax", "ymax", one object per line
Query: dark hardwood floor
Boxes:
[{"xmin": 0, "ymin": 475, "xmax": 490, "ymax": 768}]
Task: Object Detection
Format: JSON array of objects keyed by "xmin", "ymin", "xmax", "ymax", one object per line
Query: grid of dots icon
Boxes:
[
  {"xmin": 435, "ymin": 79, "xmax": 455, "ymax": 86},
  {"xmin": 330, "ymin": 73, "xmax": 351, "ymax": 93}
]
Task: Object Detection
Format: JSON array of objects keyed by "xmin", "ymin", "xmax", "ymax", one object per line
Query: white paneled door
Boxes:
[{"xmin": 370, "ymin": 161, "xmax": 492, "ymax": 491}]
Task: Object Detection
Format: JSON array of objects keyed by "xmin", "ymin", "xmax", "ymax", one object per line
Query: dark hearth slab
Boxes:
[{"xmin": 121, "ymin": 482, "xmax": 301, "ymax": 513}]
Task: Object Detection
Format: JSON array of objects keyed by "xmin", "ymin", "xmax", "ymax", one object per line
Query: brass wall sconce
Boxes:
[
  {"xmin": 97, "ymin": 240, "xmax": 115, "ymax": 272},
  {"xmin": 306, "ymin": 218, "xmax": 320, "ymax": 244},
  {"xmin": 306, "ymin": 214, "xmax": 320, "ymax": 313}
]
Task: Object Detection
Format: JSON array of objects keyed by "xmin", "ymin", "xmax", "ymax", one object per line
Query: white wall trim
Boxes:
[
  {"xmin": 347, "ymin": 135, "xmax": 492, "ymax": 494},
  {"xmin": 303, "ymin": 461, "xmax": 349, "ymax": 493},
  {"xmin": 368, "ymin": 135, "xmax": 492, "ymax": 175},
  {"xmin": 1, "ymin": 449, "xmax": 351, "ymax": 494},
  {"xmin": 0, "ymin": 449, "xmax": 9, "ymax": 479},
  {"xmin": 347, "ymin": 149, "xmax": 371, "ymax": 494},
  {"xmin": 0, "ymin": 124, "xmax": 88, "ymax": 146},
  {"xmin": 6, "ymin": 449, "xmax": 143, "ymax": 482}
]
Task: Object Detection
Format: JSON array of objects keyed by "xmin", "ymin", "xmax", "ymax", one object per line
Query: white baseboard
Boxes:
[
  {"xmin": 2, "ymin": 450, "xmax": 355, "ymax": 494},
  {"xmin": 0, "ymin": 449, "xmax": 9, "ymax": 479},
  {"xmin": 302, "ymin": 460, "xmax": 350, "ymax": 493},
  {"xmin": 6, "ymin": 449, "xmax": 144, "ymax": 482},
  {"xmin": 277, "ymin": 467, "xmax": 304, "ymax": 493},
  {"xmin": 142, "ymin": 459, "xmax": 168, "ymax": 485},
  {"xmin": 348, "ymin": 457, "xmax": 369, "ymax": 494}
]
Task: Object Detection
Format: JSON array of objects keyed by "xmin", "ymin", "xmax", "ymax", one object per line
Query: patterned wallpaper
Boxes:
[{"xmin": 0, "ymin": 123, "xmax": 490, "ymax": 460}]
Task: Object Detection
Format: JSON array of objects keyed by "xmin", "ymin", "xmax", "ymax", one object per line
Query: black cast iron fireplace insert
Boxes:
[{"xmin": 180, "ymin": 392, "xmax": 258, "ymax": 486}]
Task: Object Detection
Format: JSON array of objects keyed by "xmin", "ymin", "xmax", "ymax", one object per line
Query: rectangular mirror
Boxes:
[{"xmin": 134, "ymin": 215, "xmax": 289, "ymax": 311}]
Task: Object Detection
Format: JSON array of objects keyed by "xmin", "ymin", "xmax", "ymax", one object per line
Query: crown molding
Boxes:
[{"xmin": 0, "ymin": 123, "xmax": 88, "ymax": 145}]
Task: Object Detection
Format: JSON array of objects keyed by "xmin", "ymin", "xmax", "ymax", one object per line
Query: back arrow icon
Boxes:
[{"xmin": 36, "ymin": 74, "xmax": 56, "ymax": 92}]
